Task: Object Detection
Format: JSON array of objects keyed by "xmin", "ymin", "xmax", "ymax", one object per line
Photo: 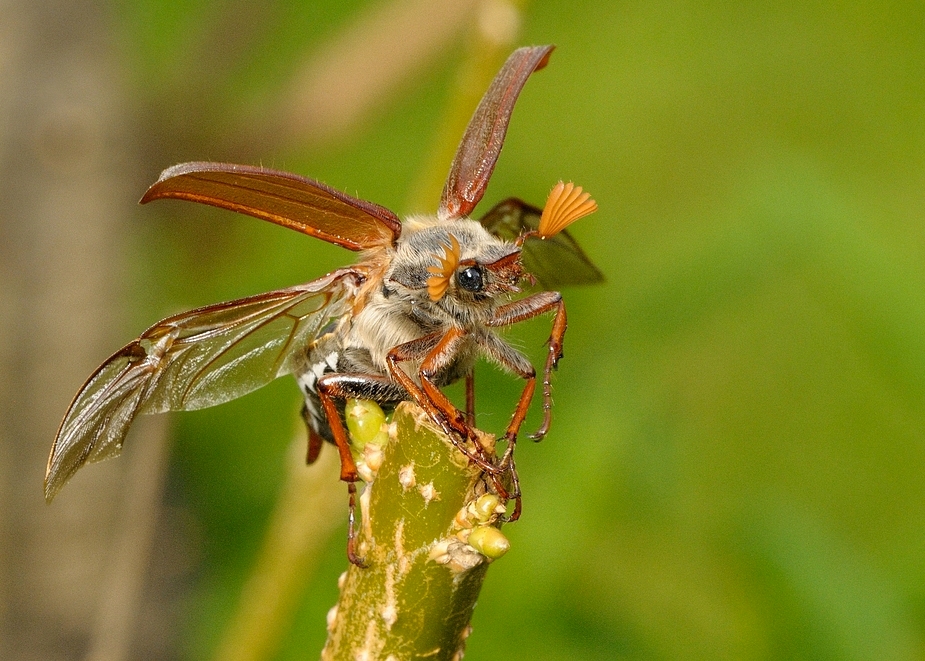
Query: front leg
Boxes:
[
  {"xmin": 386, "ymin": 330, "xmax": 502, "ymax": 476},
  {"xmin": 487, "ymin": 291, "xmax": 566, "ymax": 440}
]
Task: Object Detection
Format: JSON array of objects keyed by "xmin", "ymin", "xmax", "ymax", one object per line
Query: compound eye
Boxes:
[{"xmin": 456, "ymin": 266, "xmax": 484, "ymax": 292}]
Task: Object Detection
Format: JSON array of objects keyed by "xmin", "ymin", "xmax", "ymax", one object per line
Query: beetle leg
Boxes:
[
  {"xmin": 345, "ymin": 481, "xmax": 365, "ymax": 567},
  {"xmin": 300, "ymin": 403, "xmax": 325, "ymax": 465},
  {"xmin": 471, "ymin": 332, "xmax": 536, "ymax": 519},
  {"xmin": 417, "ymin": 327, "xmax": 472, "ymax": 438},
  {"xmin": 465, "ymin": 371, "xmax": 476, "ymax": 427},
  {"xmin": 316, "ymin": 373, "xmax": 406, "ymax": 567},
  {"xmin": 316, "ymin": 373, "xmax": 406, "ymax": 481},
  {"xmin": 476, "ymin": 332, "xmax": 536, "ymax": 451},
  {"xmin": 386, "ymin": 331, "xmax": 504, "ymax": 477},
  {"xmin": 383, "ymin": 331, "xmax": 452, "ymax": 437},
  {"xmin": 505, "ymin": 452, "xmax": 523, "ymax": 522},
  {"xmin": 418, "ymin": 330, "xmax": 513, "ymax": 490},
  {"xmin": 487, "ymin": 291, "xmax": 566, "ymax": 441}
]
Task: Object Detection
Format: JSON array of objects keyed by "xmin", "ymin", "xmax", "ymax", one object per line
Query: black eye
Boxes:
[{"xmin": 456, "ymin": 266, "xmax": 484, "ymax": 292}]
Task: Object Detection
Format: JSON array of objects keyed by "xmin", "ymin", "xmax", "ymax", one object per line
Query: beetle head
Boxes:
[{"xmin": 387, "ymin": 219, "xmax": 523, "ymax": 323}]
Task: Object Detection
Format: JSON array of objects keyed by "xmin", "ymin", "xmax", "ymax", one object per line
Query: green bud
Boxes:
[
  {"xmin": 345, "ymin": 399, "xmax": 386, "ymax": 448},
  {"xmin": 467, "ymin": 526, "xmax": 510, "ymax": 560},
  {"xmin": 473, "ymin": 494, "xmax": 500, "ymax": 522}
]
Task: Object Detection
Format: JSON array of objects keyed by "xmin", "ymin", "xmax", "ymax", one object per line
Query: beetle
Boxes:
[{"xmin": 44, "ymin": 45, "xmax": 602, "ymax": 564}]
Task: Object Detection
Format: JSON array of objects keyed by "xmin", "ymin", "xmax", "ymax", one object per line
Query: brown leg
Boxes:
[
  {"xmin": 532, "ymin": 300, "xmax": 567, "ymax": 440},
  {"xmin": 465, "ymin": 371, "xmax": 476, "ymax": 427},
  {"xmin": 316, "ymin": 373, "xmax": 406, "ymax": 568},
  {"xmin": 505, "ymin": 452, "xmax": 523, "ymax": 522},
  {"xmin": 345, "ymin": 481, "xmax": 366, "ymax": 567},
  {"xmin": 316, "ymin": 387, "xmax": 364, "ymax": 567},
  {"xmin": 477, "ymin": 331, "xmax": 536, "ymax": 447},
  {"xmin": 487, "ymin": 291, "xmax": 566, "ymax": 441},
  {"xmin": 300, "ymin": 404, "xmax": 325, "ymax": 465},
  {"xmin": 386, "ymin": 332, "xmax": 503, "ymax": 476},
  {"xmin": 316, "ymin": 373, "xmax": 407, "ymax": 482},
  {"xmin": 317, "ymin": 391, "xmax": 360, "ymax": 483},
  {"xmin": 473, "ymin": 332, "xmax": 536, "ymax": 519},
  {"xmin": 417, "ymin": 327, "xmax": 473, "ymax": 438}
]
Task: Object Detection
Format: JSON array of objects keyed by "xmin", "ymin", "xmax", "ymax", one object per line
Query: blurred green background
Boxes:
[{"xmin": 3, "ymin": 0, "xmax": 925, "ymax": 659}]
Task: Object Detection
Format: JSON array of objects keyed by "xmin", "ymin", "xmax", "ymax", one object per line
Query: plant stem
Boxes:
[{"xmin": 322, "ymin": 402, "xmax": 507, "ymax": 660}]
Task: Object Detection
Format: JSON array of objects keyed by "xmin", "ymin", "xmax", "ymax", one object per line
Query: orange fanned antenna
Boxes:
[
  {"xmin": 426, "ymin": 234, "xmax": 461, "ymax": 301},
  {"xmin": 537, "ymin": 181, "xmax": 598, "ymax": 238}
]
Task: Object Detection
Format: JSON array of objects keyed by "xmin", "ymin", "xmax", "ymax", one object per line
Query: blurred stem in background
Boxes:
[
  {"xmin": 212, "ymin": 446, "xmax": 344, "ymax": 661},
  {"xmin": 406, "ymin": 0, "xmax": 529, "ymax": 210}
]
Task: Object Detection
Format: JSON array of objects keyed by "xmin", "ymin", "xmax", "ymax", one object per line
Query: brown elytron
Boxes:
[{"xmin": 45, "ymin": 46, "xmax": 602, "ymax": 564}]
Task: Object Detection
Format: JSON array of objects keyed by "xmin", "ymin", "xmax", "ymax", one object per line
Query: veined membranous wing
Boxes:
[{"xmin": 45, "ymin": 268, "xmax": 363, "ymax": 500}]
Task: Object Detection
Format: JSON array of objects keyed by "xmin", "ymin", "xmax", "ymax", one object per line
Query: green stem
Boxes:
[{"xmin": 322, "ymin": 402, "xmax": 508, "ymax": 660}]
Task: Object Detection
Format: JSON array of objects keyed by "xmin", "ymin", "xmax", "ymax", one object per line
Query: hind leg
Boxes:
[{"xmin": 315, "ymin": 374, "xmax": 405, "ymax": 566}]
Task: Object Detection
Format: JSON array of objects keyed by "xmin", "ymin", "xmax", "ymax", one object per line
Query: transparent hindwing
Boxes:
[{"xmin": 45, "ymin": 268, "xmax": 362, "ymax": 501}]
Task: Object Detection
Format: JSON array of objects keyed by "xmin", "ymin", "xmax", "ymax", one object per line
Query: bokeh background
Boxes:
[{"xmin": 3, "ymin": 0, "xmax": 925, "ymax": 659}]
